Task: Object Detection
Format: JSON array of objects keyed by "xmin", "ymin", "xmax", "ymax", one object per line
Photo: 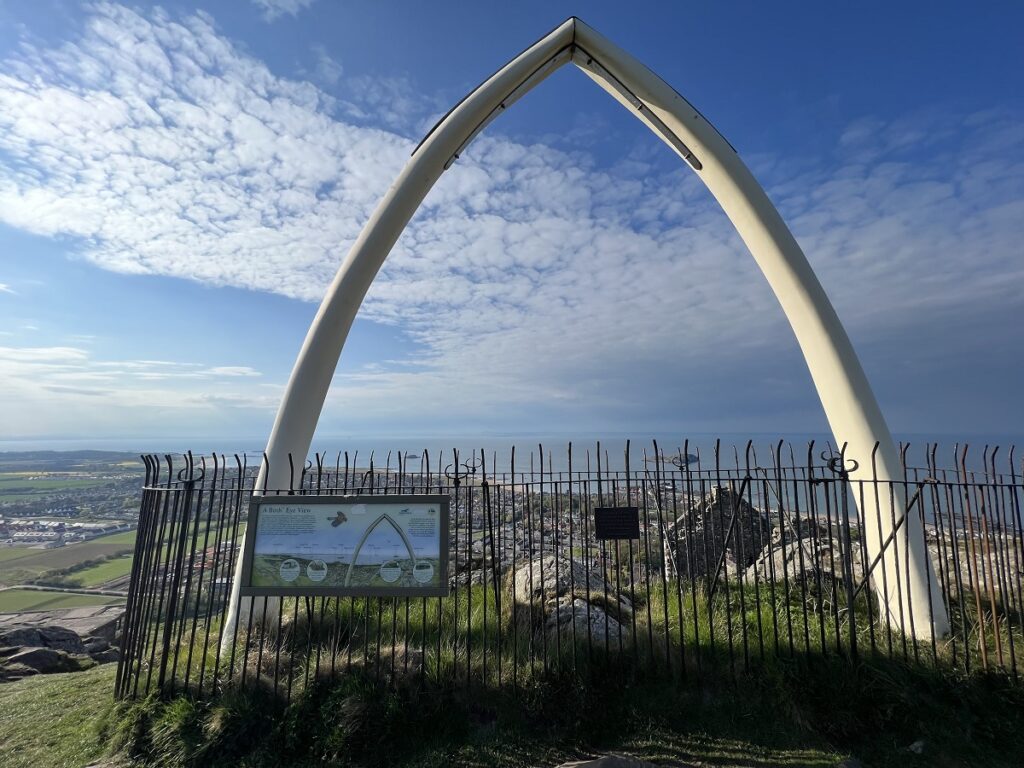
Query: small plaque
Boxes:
[{"xmin": 594, "ymin": 507, "xmax": 640, "ymax": 540}]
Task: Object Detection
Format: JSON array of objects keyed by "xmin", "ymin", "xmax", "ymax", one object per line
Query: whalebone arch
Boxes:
[
  {"xmin": 423, "ymin": 39, "xmax": 705, "ymax": 175},
  {"xmin": 224, "ymin": 17, "xmax": 947, "ymax": 645}
]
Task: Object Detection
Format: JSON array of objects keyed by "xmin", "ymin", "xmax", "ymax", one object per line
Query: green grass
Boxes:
[
  {"xmin": 68, "ymin": 554, "xmax": 134, "ymax": 587},
  {"xmin": 0, "ymin": 475, "xmax": 110, "ymax": 489},
  {"xmin": 90, "ymin": 530, "xmax": 137, "ymax": 546},
  {"xmin": 2, "ymin": 652, "xmax": 1021, "ymax": 768},
  {"xmin": 0, "ymin": 477, "xmax": 111, "ymax": 502},
  {"xmin": 98, "ymin": 651, "xmax": 1024, "ymax": 768},
  {"xmin": 134, "ymin": 560, "xmax": 1024, "ymax": 715},
  {"xmin": 0, "ymin": 547, "xmax": 38, "ymax": 565},
  {"xmin": 0, "ymin": 531, "xmax": 137, "ymax": 587},
  {"xmin": 195, "ymin": 576, "xmax": 1021, "ymax": 696},
  {"xmin": 0, "ymin": 662, "xmax": 845, "ymax": 768},
  {"xmin": 0, "ymin": 665, "xmax": 115, "ymax": 768},
  {"xmin": 112, "ymin": 568, "xmax": 1024, "ymax": 767},
  {"xmin": 5, "ymin": 532, "xmax": 1008, "ymax": 768},
  {"xmin": 100, "ymin": 667, "xmax": 848, "ymax": 768},
  {"xmin": 3, "ymin": 575, "xmax": 1024, "ymax": 768},
  {"xmin": 0, "ymin": 588, "xmax": 125, "ymax": 612}
]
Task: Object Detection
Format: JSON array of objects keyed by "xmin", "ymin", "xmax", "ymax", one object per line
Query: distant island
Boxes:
[{"xmin": 644, "ymin": 453, "xmax": 698, "ymax": 466}]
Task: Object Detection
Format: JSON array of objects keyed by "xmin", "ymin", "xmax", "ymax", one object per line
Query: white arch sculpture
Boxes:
[{"xmin": 226, "ymin": 17, "xmax": 948, "ymax": 645}]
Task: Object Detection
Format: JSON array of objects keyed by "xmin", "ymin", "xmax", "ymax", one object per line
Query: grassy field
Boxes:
[
  {"xmin": 0, "ymin": 547, "xmax": 39, "ymax": 565},
  {"xmin": 0, "ymin": 589, "xmax": 124, "ymax": 612},
  {"xmin": 104, "ymin": 568, "xmax": 1024, "ymax": 767},
  {"xmin": 195, "ymin": 576, "xmax": 1022, "ymax": 696},
  {"xmin": 2, "ymin": 590, "xmax": 1024, "ymax": 768},
  {"xmin": 0, "ymin": 666, "xmax": 115, "ymax": 768},
  {"xmin": 68, "ymin": 554, "xmax": 134, "ymax": 587},
  {"xmin": 0, "ymin": 478, "xmax": 108, "ymax": 489},
  {"xmin": 0, "ymin": 474, "xmax": 112, "ymax": 502},
  {"xmin": 106, "ymin": 639, "xmax": 1024, "ymax": 768},
  {"xmin": 0, "ymin": 664, "xmax": 845, "ymax": 768},
  {"xmin": 0, "ymin": 451, "xmax": 141, "ymax": 473},
  {"xmin": 21, "ymin": 650, "xmax": 1024, "ymax": 768},
  {"xmin": 0, "ymin": 530, "xmax": 137, "ymax": 587}
]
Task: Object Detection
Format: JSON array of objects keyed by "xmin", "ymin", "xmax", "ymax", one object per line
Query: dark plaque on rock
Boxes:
[{"xmin": 594, "ymin": 507, "xmax": 640, "ymax": 540}]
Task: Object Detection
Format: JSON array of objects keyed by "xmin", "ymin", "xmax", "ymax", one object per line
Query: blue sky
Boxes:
[{"xmin": 0, "ymin": 1, "xmax": 1021, "ymax": 445}]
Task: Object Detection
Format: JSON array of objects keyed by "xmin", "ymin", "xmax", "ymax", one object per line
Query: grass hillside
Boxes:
[
  {"xmin": 2, "ymin": 576, "xmax": 1022, "ymax": 767},
  {"xmin": 69, "ymin": 554, "xmax": 134, "ymax": 587},
  {"xmin": 0, "ymin": 665, "xmax": 115, "ymax": 768},
  {"xmin": 2, "ymin": 653, "xmax": 1024, "ymax": 767},
  {"xmin": 0, "ymin": 530, "xmax": 137, "ymax": 586},
  {"xmin": 0, "ymin": 588, "xmax": 124, "ymax": 612}
]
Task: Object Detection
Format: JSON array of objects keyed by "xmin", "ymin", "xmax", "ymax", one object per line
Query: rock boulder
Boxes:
[
  {"xmin": 663, "ymin": 486, "xmax": 770, "ymax": 581},
  {"xmin": 39, "ymin": 625, "xmax": 87, "ymax": 654},
  {"xmin": 746, "ymin": 531, "xmax": 867, "ymax": 598},
  {"xmin": 0, "ymin": 623, "xmax": 114, "ymax": 680},
  {"xmin": 0, "ymin": 624, "xmax": 86, "ymax": 654},
  {"xmin": 5, "ymin": 647, "xmax": 90, "ymax": 675},
  {"xmin": 545, "ymin": 597, "xmax": 626, "ymax": 649},
  {"xmin": 508, "ymin": 554, "xmax": 632, "ymax": 647}
]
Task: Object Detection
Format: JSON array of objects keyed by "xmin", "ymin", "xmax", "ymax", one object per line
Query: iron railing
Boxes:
[{"xmin": 115, "ymin": 440, "xmax": 1024, "ymax": 700}]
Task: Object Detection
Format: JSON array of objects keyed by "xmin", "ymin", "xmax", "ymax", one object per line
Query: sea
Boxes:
[{"xmin": 1, "ymin": 431, "xmax": 1021, "ymax": 473}]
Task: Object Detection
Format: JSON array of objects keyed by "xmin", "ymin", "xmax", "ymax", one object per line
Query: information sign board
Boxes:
[{"xmin": 240, "ymin": 495, "xmax": 449, "ymax": 597}]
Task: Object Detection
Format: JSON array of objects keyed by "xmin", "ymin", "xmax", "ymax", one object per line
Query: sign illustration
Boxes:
[{"xmin": 240, "ymin": 495, "xmax": 449, "ymax": 597}]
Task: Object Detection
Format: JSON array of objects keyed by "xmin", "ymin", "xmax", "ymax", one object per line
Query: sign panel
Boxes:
[
  {"xmin": 240, "ymin": 495, "xmax": 449, "ymax": 597},
  {"xmin": 593, "ymin": 506, "xmax": 641, "ymax": 540}
]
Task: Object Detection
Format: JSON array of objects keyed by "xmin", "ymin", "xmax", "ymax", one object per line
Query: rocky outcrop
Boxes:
[
  {"xmin": 746, "ymin": 532, "xmax": 866, "ymax": 596},
  {"xmin": 449, "ymin": 534, "xmax": 513, "ymax": 588},
  {"xmin": 508, "ymin": 553, "xmax": 632, "ymax": 648},
  {"xmin": 0, "ymin": 623, "xmax": 120, "ymax": 683},
  {"xmin": 662, "ymin": 486, "xmax": 770, "ymax": 581},
  {"xmin": 84, "ymin": 636, "xmax": 121, "ymax": 664},
  {"xmin": 926, "ymin": 534, "xmax": 1024, "ymax": 601},
  {"xmin": 3, "ymin": 647, "xmax": 91, "ymax": 675},
  {"xmin": 545, "ymin": 597, "xmax": 625, "ymax": 647},
  {"xmin": 0, "ymin": 625, "xmax": 86, "ymax": 654}
]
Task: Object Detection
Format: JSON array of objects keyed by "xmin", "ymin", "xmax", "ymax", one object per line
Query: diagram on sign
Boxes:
[{"xmin": 247, "ymin": 498, "xmax": 444, "ymax": 592}]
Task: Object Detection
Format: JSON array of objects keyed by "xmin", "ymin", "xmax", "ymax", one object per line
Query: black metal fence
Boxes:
[{"xmin": 115, "ymin": 440, "xmax": 1024, "ymax": 701}]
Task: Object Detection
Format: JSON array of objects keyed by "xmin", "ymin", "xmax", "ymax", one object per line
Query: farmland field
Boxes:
[
  {"xmin": 0, "ymin": 477, "xmax": 110, "ymax": 490},
  {"xmin": 0, "ymin": 531, "xmax": 137, "ymax": 587},
  {"xmin": 0, "ymin": 588, "xmax": 124, "ymax": 613},
  {"xmin": 0, "ymin": 475, "xmax": 112, "ymax": 502},
  {"xmin": 68, "ymin": 555, "xmax": 133, "ymax": 587},
  {"xmin": 0, "ymin": 548, "xmax": 37, "ymax": 565}
]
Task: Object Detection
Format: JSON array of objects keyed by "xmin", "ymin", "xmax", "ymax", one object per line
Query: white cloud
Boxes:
[
  {"xmin": 0, "ymin": 283, "xmax": 15, "ymax": 294},
  {"xmin": 335, "ymin": 73, "xmax": 446, "ymax": 135},
  {"xmin": 311, "ymin": 45, "xmax": 342, "ymax": 87},
  {"xmin": 0, "ymin": 4, "xmax": 1021, "ymax": 436},
  {"xmin": 250, "ymin": 0, "xmax": 316, "ymax": 22},
  {"xmin": 0, "ymin": 346, "xmax": 263, "ymax": 384},
  {"xmin": 0, "ymin": 345, "xmax": 275, "ymax": 436},
  {"xmin": 205, "ymin": 366, "xmax": 262, "ymax": 377}
]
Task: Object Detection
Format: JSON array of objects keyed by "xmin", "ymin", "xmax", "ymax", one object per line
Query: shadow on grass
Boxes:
[{"xmin": 101, "ymin": 648, "xmax": 1024, "ymax": 768}]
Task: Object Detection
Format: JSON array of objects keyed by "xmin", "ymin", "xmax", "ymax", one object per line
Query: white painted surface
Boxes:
[{"xmin": 223, "ymin": 18, "xmax": 947, "ymax": 649}]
